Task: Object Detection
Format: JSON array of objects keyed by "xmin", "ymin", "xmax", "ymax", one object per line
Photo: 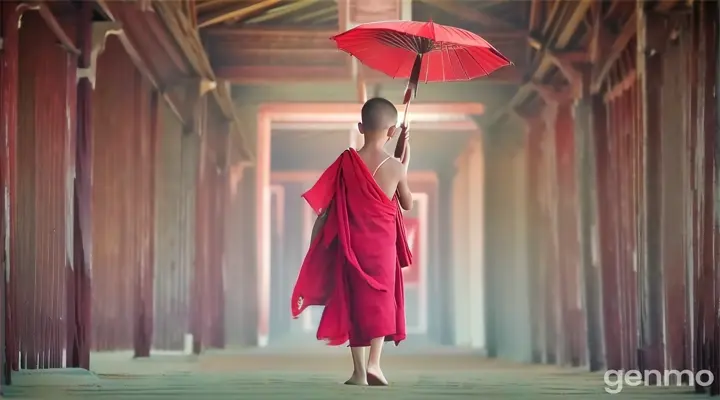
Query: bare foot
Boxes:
[
  {"xmin": 366, "ymin": 367, "xmax": 388, "ymax": 386},
  {"xmin": 344, "ymin": 372, "xmax": 368, "ymax": 386}
]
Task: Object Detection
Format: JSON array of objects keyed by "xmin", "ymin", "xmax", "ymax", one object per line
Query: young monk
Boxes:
[{"xmin": 291, "ymin": 97, "xmax": 413, "ymax": 386}]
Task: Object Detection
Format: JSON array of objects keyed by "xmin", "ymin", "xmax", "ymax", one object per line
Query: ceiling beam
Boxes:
[
  {"xmin": 590, "ymin": 12, "xmax": 636, "ymax": 93},
  {"xmin": 245, "ymin": 0, "xmax": 319, "ymax": 24},
  {"xmin": 196, "ymin": 0, "xmax": 235, "ymax": 11},
  {"xmin": 487, "ymin": 0, "xmax": 592, "ymax": 127},
  {"xmin": 198, "ymin": 0, "xmax": 280, "ymax": 28}
]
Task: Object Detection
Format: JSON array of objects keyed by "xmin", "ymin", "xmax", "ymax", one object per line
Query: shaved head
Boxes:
[{"xmin": 361, "ymin": 97, "xmax": 398, "ymax": 134}]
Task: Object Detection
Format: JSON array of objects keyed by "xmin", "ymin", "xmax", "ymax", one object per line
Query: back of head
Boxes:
[{"xmin": 360, "ymin": 98, "xmax": 398, "ymax": 137}]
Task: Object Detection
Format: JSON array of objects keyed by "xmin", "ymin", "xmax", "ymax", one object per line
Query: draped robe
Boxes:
[{"xmin": 291, "ymin": 149, "xmax": 412, "ymax": 347}]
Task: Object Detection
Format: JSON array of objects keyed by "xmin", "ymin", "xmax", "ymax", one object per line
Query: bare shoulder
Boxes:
[{"xmin": 385, "ymin": 156, "xmax": 405, "ymax": 177}]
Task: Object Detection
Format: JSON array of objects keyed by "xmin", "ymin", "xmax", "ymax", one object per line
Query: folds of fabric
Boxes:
[{"xmin": 291, "ymin": 149, "xmax": 412, "ymax": 347}]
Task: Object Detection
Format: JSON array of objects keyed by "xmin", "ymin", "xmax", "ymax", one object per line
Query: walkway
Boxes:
[{"xmin": 7, "ymin": 348, "xmax": 699, "ymax": 399}]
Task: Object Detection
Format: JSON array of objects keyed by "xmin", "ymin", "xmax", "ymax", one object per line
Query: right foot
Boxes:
[
  {"xmin": 344, "ymin": 372, "xmax": 368, "ymax": 386},
  {"xmin": 366, "ymin": 367, "xmax": 389, "ymax": 386}
]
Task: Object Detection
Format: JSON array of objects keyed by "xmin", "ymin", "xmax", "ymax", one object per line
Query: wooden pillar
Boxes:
[
  {"xmin": 435, "ymin": 165, "xmax": 455, "ymax": 345},
  {"xmin": 519, "ymin": 112, "xmax": 547, "ymax": 364},
  {"xmin": 67, "ymin": 1, "xmax": 93, "ymax": 370},
  {"xmin": 574, "ymin": 66, "xmax": 605, "ymax": 371},
  {"xmin": 132, "ymin": 89, "xmax": 158, "ymax": 358},
  {"xmin": 1, "ymin": 0, "xmax": 21, "ymax": 383},
  {"xmin": 636, "ymin": 4, "xmax": 666, "ymax": 374},
  {"xmin": 535, "ymin": 83, "xmax": 587, "ymax": 367},
  {"xmin": 191, "ymin": 103, "xmax": 208, "ymax": 355}
]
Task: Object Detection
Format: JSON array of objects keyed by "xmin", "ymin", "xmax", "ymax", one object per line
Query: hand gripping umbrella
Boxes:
[{"xmin": 331, "ymin": 20, "xmax": 512, "ymax": 158}]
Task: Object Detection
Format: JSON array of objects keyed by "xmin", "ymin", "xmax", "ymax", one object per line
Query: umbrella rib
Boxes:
[
  {"xmin": 439, "ymin": 42, "xmax": 446, "ymax": 82},
  {"xmin": 423, "ymin": 44, "xmax": 431, "ymax": 83},
  {"xmin": 332, "ymin": 21, "xmax": 511, "ymax": 83},
  {"xmin": 461, "ymin": 47, "xmax": 491, "ymax": 78},
  {"xmin": 452, "ymin": 46, "xmax": 470, "ymax": 80}
]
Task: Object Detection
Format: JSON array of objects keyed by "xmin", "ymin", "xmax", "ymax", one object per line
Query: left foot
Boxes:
[
  {"xmin": 344, "ymin": 372, "xmax": 368, "ymax": 386},
  {"xmin": 366, "ymin": 367, "xmax": 388, "ymax": 386}
]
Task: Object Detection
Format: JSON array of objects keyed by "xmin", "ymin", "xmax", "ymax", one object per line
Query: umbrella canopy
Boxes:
[{"xmin": 331, "ymin": 20, "xmax": 512, "ymax": 83}]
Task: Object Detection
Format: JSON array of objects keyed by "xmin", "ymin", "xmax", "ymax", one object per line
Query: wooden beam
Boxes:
[
  {"xmin": 526, "ymin": 33, "xmax": 583, "ymax": 88},
  {"xmin": 197, "ymin": 0, "xmax": 280, "ymax": 28},
  {"xmin": 588, "ymin": 0, "xmax": 607, "ymax": 64},
  {"xmin": 590, "ymin": 12, "xmax": 636, "ymax": 93},
  {"xmin": 311, "ymin": 11, "xmax": 337, "ymax": 25},
  {"xmin": 246, "ymin": 0, "xmax": 318, "ymax": 24},
  {"xmin": 166, "ymin": 77, "xmax": 217, "ymax": 132},
  {"xmin": 487, "ymin": 0, "xmax": 592, "ymax": 127},
  {"xmin": 196, "ymin": 0, "xmax": 235, "ymax": 11},
  {"xmin": 546, "ymin": 50, "xmax": 583, "ymax": 89},
  {"xmin": 530, "ymin": 81, "xmax": 575, "ymax": 104},
  {"xmin": 76, "ymin": 21, "xmax": 124, "ymax": 89},
  {"xmin": 18, "ymin": 1, "xmax": 80, "ymax": 55},
  {"xmin": 528, "ymin": 0, "xmax": 541, "ymax": 32}
]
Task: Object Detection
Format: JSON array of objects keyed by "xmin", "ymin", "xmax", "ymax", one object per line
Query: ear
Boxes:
[
  {"xmin": 357, "ymin": 122, "xmax": 365, "ymax": 135},
  {"xmin": 386, "ymin": 125, "xmax": 397, "ymax": 138}
]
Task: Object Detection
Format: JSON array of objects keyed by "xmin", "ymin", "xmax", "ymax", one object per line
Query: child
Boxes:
[{"xmin": 291, "ymin": 98, "xmax": 414, "ymax": 386}]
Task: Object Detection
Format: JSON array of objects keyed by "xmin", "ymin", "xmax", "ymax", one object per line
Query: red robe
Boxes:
[{"xmin": 291, "ymin": 149, "xmax": 412, "ymax": 347}]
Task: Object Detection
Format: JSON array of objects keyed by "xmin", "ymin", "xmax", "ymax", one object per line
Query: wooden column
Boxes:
[
  {"xmin": 68, "ymin": 1, "xmax": 93, "ymax": 370},
  {"xmin": 1, "ymin": 0, "xmax": 21, "ymax": 383},
  {"xmin": 574, "ymin": 66, "xmax": 605, "ymax": 371},
  {"xmin": 518, "ymin": 111, "xmax": 548, "ymax": 364},
  {"xmin": 637, "ymin": 4, "xmax": 667, "ymax": 375}
]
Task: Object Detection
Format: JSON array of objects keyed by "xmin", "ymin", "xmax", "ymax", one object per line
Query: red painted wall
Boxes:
[
  {"xmin": 12, "ymin": 12, "xmax": 76, "ymax": 369},
  {"xmin": 90, "ymin": 37, "xmax": 155, "ymax": 354}
]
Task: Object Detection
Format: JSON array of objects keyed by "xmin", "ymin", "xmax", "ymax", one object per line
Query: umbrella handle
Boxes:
[
  {"xmin": 403, "ymin": 54, "xmax": 423, "ymax": 105},
  {"xmin": 393, "ymin": 125, "xmax": 409, "ymax": 159},
  {"xmin": 393, "ymin": 101, "xmax": 411, "ymax": 159},
  {"xmin": 395, "ymin": 53, "xmax": 422, "ymax": 158}
]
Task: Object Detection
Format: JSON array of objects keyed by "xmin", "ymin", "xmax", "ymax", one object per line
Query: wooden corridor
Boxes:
[{"xmin": 2, "ymin": 0, "xmax": 720, "ymax": 398}]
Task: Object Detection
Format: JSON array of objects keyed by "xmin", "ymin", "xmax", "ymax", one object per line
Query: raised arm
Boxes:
[
  {"xmin": 396, "ymin": 139, "xmax": 413, "ymax": 211},
  {"xmin": 397, "ymin": 171, "xmax": 413, "ymax": 211}
]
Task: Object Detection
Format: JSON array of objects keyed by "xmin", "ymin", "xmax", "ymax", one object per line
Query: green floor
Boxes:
[{"xmin": 6, "ymin": 349, "xmax": 702, "ymax": 399}]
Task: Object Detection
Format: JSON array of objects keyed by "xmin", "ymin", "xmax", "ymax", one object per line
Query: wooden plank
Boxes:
[
  {"xmin": 590, "ymin": 12, "xmax": 636, "ymax": 93},
  {"xmin": 245, "ymin": 0, "xmax": 319, "ymax": 24},
  {"xmin": 197, "ymin": 0, "xmax": 280, "ymax": 28},
  {"xmin": 196, "ymin": 0, "xmax": 236, "ymax": 11}
]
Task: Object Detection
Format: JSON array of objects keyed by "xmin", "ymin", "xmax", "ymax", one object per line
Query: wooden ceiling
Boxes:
[
  {"xmin": 195, "ymin": 0, "xmax": 531, "ymax": 85},
  {"xmin": 195, "ymin": 0, "xmax": 341, "ymax": 30},
  {"xmin": 184, "ymin": 0, "xmax": 688, "ymax": 125}
]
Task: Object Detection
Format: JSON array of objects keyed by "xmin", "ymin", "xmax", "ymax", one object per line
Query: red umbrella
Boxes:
[{"xmin": 331, "ymin": 20, "xmax": 512, "ymax": 157}]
